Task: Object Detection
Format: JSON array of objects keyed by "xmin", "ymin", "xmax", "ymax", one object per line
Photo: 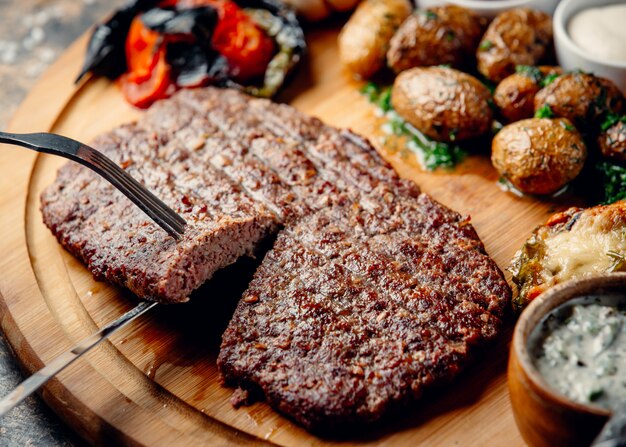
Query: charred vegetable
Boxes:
[{"xmin": 77, "ymin": 0, "xmax": 305, "ymax": 107}]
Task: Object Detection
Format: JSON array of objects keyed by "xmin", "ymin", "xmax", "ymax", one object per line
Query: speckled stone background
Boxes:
[{"xmin": 0, "ymin": 1, "xmax": 122, "ymax": 444}]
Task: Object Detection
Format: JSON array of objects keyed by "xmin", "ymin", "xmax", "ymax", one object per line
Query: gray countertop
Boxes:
[{"xmin": 0, "ymin": 1, "xmax": 121, "ymax": 444}]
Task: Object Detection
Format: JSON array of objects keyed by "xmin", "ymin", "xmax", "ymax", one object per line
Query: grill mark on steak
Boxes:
[
  {"xmin": 285, "ymin": 213, "xmax": 502, "ymax": 345},
  {"xmin": 41, "ymin": 87, "xmax": 511, "ymax": 431},
  {"xmin": 219, "ymin": 232, "xmax": 476, "ymax": 429}
]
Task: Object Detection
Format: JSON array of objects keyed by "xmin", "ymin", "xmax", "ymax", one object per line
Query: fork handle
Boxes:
[{"xmin": 0, "ymin": 131, "xmax": 82, "ymax": 159}]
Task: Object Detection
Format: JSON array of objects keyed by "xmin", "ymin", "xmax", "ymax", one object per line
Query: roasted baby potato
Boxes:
[
  {"xmin": 387, "ymin": 5, "xmax": 484, "ymax": 73},
  {"xmin": 598, "ymin": 117, "xmax": 626, "ymax": 161},
  {"xmin": 510, "ymin": 201, "xmax": 626, "ymax": 311},
  {"xmin": 338, "ymin": 0, "xmax": 412, "ymax": 79},
  {"xmin": 491, "ymin": 118, "xmax": 586, "ymax": 195},
  {"xmin": 477, "ymin": 8, "xmax": 553, "ymax": 83},
  {"xmin": 493, "ymin": 65, "xmax": 562, "ymax": 123},
  {"xmin": 391, "ymin": 66, "xmax": 493, "ymax": 142},
  {"xmin": 535, "ymin": 73, "xmax": 625, "ymax": 132}
]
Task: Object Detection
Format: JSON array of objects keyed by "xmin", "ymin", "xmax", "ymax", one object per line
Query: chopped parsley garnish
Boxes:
[
  {"xmin": 360, "ymin": 82, "xmax": 392, "ymax": 113},
  {"xmin": 515, "ymin": 65, "xmax": 543, "ymax": 83},
  {"xmin": 540, "ymin": 73, "xmax": 559, "ymax": 87},
  {"xmin": 597, "ymin": 161, "xmax": 626, "ymax": 204},
  {"xmin": 478, "ymin": 40, "xmax": 493, "ymax": 51},
  {"xmin": 559, "ymin": 120, "xmax": 575, "ymax": 132},
  {"xmin": 535, "ymin": 104, "xmax": 554, "ymax": 119},
  {"xmin": 600, "ymin": 112, "xmax": 626, "ymax": 132},
  {"xmin": 423, "ymin": 10, "xmax": 438, "ymax": 20},
  {"xmin": 515, "ymin": 65, "xmax": 559, "ymax": 87},
  {"xmin": 445, "ymin": 30, "xmax": 455, "ymax": 42},
  {"xmin": 361, "ymin": 83, "xmax": 466, "ymax": 171}
]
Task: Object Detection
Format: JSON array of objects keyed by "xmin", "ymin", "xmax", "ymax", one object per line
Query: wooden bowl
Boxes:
[{"xmin": 508, "ymin": 273, "xmax": 626, "ymax": 447}]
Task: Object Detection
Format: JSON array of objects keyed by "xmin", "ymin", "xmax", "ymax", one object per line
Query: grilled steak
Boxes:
[{"xmin": 41, "ymin": 87, "xmax": 511, "ymax": 430}]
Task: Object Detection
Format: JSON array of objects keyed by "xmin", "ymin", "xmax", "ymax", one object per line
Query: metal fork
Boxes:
[
  {"xmin": 0, "ymin": 130, "xmax": 186, "ymax": 416},
  {"xmin": 0, "ymin": 131, "xmax": 186, "ymax": 239}
]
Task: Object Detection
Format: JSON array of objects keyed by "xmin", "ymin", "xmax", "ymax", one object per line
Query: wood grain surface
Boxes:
[{"xmin": 0, "ymin": 26, "xmax": 574, "ymax": 446}]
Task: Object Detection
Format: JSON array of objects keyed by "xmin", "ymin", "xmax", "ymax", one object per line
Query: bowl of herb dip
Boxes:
[{"xmin": 509, "ymin": 273, "xmax": 626, "ymax": 447}]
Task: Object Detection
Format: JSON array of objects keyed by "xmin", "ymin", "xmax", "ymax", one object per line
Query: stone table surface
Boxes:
[{"xmin": 0, "ymin": 1, "xmax": 122, "ymax": 445}]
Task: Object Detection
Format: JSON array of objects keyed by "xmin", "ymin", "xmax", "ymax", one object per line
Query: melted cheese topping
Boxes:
[{"xmin": 544, "ymin": 214, "xmax": 626, "ymax": 284}]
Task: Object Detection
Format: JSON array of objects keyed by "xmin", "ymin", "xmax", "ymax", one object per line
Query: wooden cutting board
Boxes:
[{"xmin": 0, "ymin": 25, "xmax": 574, "ymax": 446}]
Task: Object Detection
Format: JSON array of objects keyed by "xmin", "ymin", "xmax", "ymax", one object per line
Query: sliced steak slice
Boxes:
[
  {"xmin": 41, "ymin": 125, "xmax": 278, "ymax": 303},
  {"xmin": 218, "ymin": 231, "xmax": 488, "ymax": 430}
]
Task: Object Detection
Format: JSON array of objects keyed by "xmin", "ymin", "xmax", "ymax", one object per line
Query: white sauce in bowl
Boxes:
[
  {"xmin": 530, "ymin": 295, "xmax": 626, "ymax": 412},
  {"xmin": 567, "ymin": 4, "xmax": 626, "ymax": 64}
]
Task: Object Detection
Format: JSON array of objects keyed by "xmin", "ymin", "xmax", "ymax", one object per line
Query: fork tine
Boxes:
[
  {"xmin": 0, "ymin": 131, "xmax": 186, "ymax": 238},
  {"xmin": 84, "ymin": 148, "xmax": 186, "ymax": 228},
  {"xmin": 83, "ymin": 161, "xmax": 183, "ymax": 239}
]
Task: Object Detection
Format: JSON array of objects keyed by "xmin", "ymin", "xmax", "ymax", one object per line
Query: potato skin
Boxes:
[
  {"xmin": 534, "ymin": 73, "xmax": 625, "ymax": 131},
  {"xmin": 338, "ymin": 0, "xmax": 412, "ymax": 79},
  {"xmin": 493, "ymin": 66, "xmax": 562, "ymax": 123},
  {"xmin": 477, "ymin": 8, "xmax": 552, "ymax": 82},
  {"xmin": 491, "ymin": 118, "xmax": 586, "ymax": 195},
  {"xmin": 598, "ymin": 119, "xmax": 626, "ymax": 161},
  {"xmin": 391, "ymin": 66, "xmax": 493, "ymax": 142},
  {"xmin": 387, "ymin": 5, "xmax": 484, "ymax": 73}
]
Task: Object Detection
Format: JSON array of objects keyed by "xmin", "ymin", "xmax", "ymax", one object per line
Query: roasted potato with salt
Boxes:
[
  {"xmin": 386, "ymin": 5, "xmax": 484, "ymax": 73},
  {"xmin": 338, "ymin": 0, "xmax": 412, "ymax": 79},
  {"xmin": 477, "ymin": 8, "xmax": 553, "ymax": 83},
  {"xmin": 534, "ymin": 73, "xmax": 625, "ymax": 132},
  {"xmin": 598, "ymin": 117, "xmax": 626, "ymax": 161},
  {"xmin": 493, "ymin": 65, "xmax": 562, "ymax": 123},
  {"xmin": 392, "ymin": 67, "xmax": 493, "ymax": 142},
  {"xmin": 492, "ymin": 118, "xmax": 586, "ymax": 195}
]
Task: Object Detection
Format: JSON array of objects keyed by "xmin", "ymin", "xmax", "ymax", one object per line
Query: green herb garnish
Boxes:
[
  {"xmin": 515, "ymin": 65, "xmax": 543, "ymax": 83},
  {"xmin": 540, "ymin": 73, "xmax": 559, "ymax": 87},
  {"xmin": 360, "ymin": 82, "xmax": 392, "ymax": 113},
  {"xmin": 478, "ymin": 40, "xmax": 493, "ymax": 51},
  {"xmin": 600, "ymin": 112, "xmax": 626, "ymax": 132},
  {"xmin": 360, "ymin": 83, "xmax": 466, "ymax": 171},
  {"xmin": 535, "ymin": 104, "xmax": 554, "ymax": 119},
  {"xmin": 588, "ymin": 388, "xmax": 604, "ymax": 402},
  {"xmin": 423, "ymin": 10, "xmax": 438, "ymax": 20},
  {"xmin": 597, "ymin": 161, "xmax": 626, "ymax": 204},
  {"xmin": 559, "ymin": 120, "xmax": 575, "ymax": 132}
]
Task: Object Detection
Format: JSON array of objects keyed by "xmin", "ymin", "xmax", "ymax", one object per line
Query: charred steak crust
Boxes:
[{"xmin": 40, "ymin": 87, "xmax": 511, "ymax": 429}]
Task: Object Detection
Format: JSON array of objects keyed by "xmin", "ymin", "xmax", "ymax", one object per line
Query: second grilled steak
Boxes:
[{"xmin": 41, "ymin": 87, "xmax": 511, "ymax": 430}]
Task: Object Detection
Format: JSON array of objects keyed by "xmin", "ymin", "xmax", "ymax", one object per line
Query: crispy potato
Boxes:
[
  {"xmin": 598, "ymin": 118, "xmax": 626, "ymax": 161},
  {"xmin": 386, "ymin": 5, "xmax": 484, "ymax": 73},
  {"xmin": 391, "ymin": 66, "xmax": 493, "ymax": 142},
  {"xmin": 493, "ymin": 66, "xmax": 562, "ymax": 123},
  {"xmin": 535, "ymin": 73, "xmax": 625, "ymax": 132},
  {"xmin": 338, "ymin": 0, "xmax": 412, "ymax": 79},
  {"xmin": 477, "ymin": 8, "xmax": 552, "ymax": 83},
  {"xmin": 491, "ymin": 118, "xmax": 586, "ymax": 195}
]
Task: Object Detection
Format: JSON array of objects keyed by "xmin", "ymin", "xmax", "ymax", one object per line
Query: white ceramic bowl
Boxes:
[
  {"xmin": 553, "ymin": 0, "xmax": 626, "ymax": 93},
  {"xmin": 415, "ymin": 0, "xmax": 561, "ymax": 17}
]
